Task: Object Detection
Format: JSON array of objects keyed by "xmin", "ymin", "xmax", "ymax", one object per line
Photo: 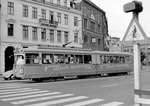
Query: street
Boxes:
[{"xmin": 0, "ymin": 68, "xmax": 150, "ymax": 106}]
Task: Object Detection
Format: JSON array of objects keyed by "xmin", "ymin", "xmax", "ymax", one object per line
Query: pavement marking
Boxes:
[
  {"xmin": 2, "ymin": 92, "xmax": 61, "ymax": 101},
  {"xmin": 0, "ymin": 84, "xmax": 23, "ymax": 89},
  {"xmin": 64, "ymin": 98, "xmax": 104, "ymax": 106},
  {"xmin": 0, "ymin": 86, "xmax": 22, "ymax": 89},
  {"xmin": 100, "ymin": 101, "xmax": 124, "ymax": 106},
  {"xmin": 102, "ymin": 84, "xmax": 119, "ymax": 88},
  {"xmin": 0, "ymin": 90, "xmax": 49, "ymax": 98},
  {"xmin": 11, "ymin": 94, "xmax": 74, "ymax": 105},
  {"xmin": 0, "ymin": 89, "xmax": 39, "ymax": 95},
  {"xmin": 25, "ymin": 96, "xmax": 88, "ymax": 106},
  {"xmin": 0, "ymin": 88, "xmax": 31, "ymax": 92}
]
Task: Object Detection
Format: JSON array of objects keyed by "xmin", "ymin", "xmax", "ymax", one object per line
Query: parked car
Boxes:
[{"xmin": 3, "ymin": 70, "xmax": 15, "ymax": 80}]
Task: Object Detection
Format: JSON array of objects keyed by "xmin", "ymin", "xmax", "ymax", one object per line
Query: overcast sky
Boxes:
[{"xmin": 90, "ymin": 0, "xmax": 150, "ymax": 40}]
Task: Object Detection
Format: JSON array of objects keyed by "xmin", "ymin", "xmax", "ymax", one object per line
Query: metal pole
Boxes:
[{"xmin": 134, "ymin": 43, "xmax": 142, "ymax": 106}]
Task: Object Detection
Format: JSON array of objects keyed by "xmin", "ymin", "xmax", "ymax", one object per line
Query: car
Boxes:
[{"xmin": 3, "ymin": 70, "xmax": 15, "ymax": 80}]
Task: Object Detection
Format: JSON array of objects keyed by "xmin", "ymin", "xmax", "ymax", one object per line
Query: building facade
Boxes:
[
  {"xmin": 109, "ymin": 37, "xmax": 122, "ymax": 52},
  {"xmin": 0, "ymin": 0, "xmax": 82, "ymax": 74},
  {"xmin": 80, "ymin": 0, "xmax": 109, "ymax": 50}
]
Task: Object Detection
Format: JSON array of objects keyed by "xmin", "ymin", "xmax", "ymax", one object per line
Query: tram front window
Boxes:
[{"xmin": 15, "ymin": 55, "xmax": 25, "ymax": 65}]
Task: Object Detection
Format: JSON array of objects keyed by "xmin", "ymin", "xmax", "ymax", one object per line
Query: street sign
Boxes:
[{"xmin": 123, "ymin": 17, "xmax": 147, "ymax": 41}]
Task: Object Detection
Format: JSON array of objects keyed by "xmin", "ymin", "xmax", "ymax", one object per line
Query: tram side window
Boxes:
[
  {"xmin": 26, "ymin": 53, "xmax": 39, "ymax": 64},
  {"xmin": 74, "ymin": 55, "xmax": 83, "ymax": 64},
  {"xmin": 42, "ymin": 54, "xmax": 53, "ymax": 64},
  {"xmin": 99, "ymin": 55, "xmax": 126, "ymax": 64},
  {"xmin": 84, "ymin": 55, "xmax": 92, "ymax": 64},
  {"xmin": 125, "ymin": 56, "xmax": 130, "ymax": 63},
  {"xmin": 54, "ymin": 54, "xmax": 64, "ymax": 64}
]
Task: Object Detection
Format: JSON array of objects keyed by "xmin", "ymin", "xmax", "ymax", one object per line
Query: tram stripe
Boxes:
[
  {"xmin": 25, "ymin": 96, "xmax": 88, "ymax": 106},
  {"xmin": 0, "ymin": 88, "xmax": 31, "ymax": 92},
  {"xmin": 0, "ymin": 90, "xmax": 48, "ymax": 98},
  {"xmin": 2, "ymin": 92, "xmax": 61, "ymax": 101},
  {"xmin": 11, "ymin": 94, "xmax": 74, "ymax": 105},
  {"xmin": 64, "ymin": 98, "xmax": 104, "ymax": 106},
  {"xmin": 100, "ymin": 102, "xmax": 124, "ymax": 106},
  {"xmin": 0, "ymin": 89, "xmax": 39, "ymax": 95}
]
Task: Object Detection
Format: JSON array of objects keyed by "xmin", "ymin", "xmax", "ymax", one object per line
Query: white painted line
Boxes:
[
  {"xmin": 0, "ymin": 86, "xmax": 22, "ymax": 89},
  {"xmin": 102, "ymin": 84, "xmax": 118, "ymax": 88},
  {"xmin": 3, "ymin": 92, "xmax": 60, "ymax": 101},
  {"xmin": 25, "ymin": 96, "xmax": 88, "ymax": 106},
  {"xmin": 12, "ymin": 94, "xmax": 74, "ymax": 105},
  {"xmin": 0, "ymin": 89, "xmax": 39, "ymax": 95},
  {"xmin": 100, "ymin": 102, "xmax": 124, "ymax": 106},
  {"xmin": 0, "ymin": 90, "xmax": 48, "ymax": 98},
  {"xmin": 64, "ymin": 98, "xmax": 104, "ymax": 106},
  {"xmin": 0, "ymin": 88, "xmax": 31, "ymax": 92}
]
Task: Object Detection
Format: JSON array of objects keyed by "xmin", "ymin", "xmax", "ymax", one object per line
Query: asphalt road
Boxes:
[{"xmin": 0, "ymin": 69, "xmax": 150, "ymax": 106}]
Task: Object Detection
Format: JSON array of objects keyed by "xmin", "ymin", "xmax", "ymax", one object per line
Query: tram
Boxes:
[{"xmin": 13, "ymin": 46, "xmax": 133, "ymax": 81}]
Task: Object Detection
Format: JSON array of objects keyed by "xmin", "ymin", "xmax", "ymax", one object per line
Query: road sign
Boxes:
[{"xmin": 123, "ymin": 17, "xmax": 147, "ymax": 42}]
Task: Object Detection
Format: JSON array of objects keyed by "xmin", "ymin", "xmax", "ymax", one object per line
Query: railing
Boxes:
[{"xmin": 39, "ymin": 18, "xmax": 58, "ymax": 27}]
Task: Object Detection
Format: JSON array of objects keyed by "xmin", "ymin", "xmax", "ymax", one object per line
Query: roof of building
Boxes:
[{"xmin": 82, "ymin": 0, "xmax": 105, "ymax": 14}]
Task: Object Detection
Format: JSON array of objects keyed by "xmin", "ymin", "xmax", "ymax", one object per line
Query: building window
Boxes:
[
  {"xmin": 84, "ymin": 35, "xmax": 88, "ymax": 43},
  {"xmin": 49, "ymin": 29, "xmax": 54, "ymax": 42},
  {"xmin": 8, "ymin": 2, "xmax": 14, "ymax": 15},
  {"xmin": 32, "ymin": 27, "xmax": 38, "ymax": 40},
  {"xmin": 32, "ymin": 7, "xmax": 37, "ymax": 19},
  {"xmin": 23, "ymin": 5, "xmax": 28, "ymax": 17},
  {"xmin": 41, "ymin": 9, "xmax": 46, "ymax": 19},
  {"xmin": 74, "ymin": 17, "xmax": 78, "ymax": 26},
  {"xmin": 90, "ymin": 21, "xmax": 95, "ymax": 32},
  {"xmin": 57, "ymin": 0, "xmax": 61, "ymax": 6},
  {"xmin": 23, "ymin": 25, "xmax": 28, "ymax": 39},
  {"xmin": 41, "ymin": 0, "xmax": 45, "ymax": 3},
  {"xmin": 64, "ymin": 0, "xmax": 67, "ymax": 7},
  {"xmin": 64, "ymin": 31, "xmax": 69, "ymax": 43},
  {"xmin": 49, "ymin": 11, "xmax": 54, "ymax": 23},
  {"xmin": 91, "ymin": 37, "xmax": 96, "ymax": 43},
  {"xmin": 50, "ymin": 0, "xmax": 53, "ymax": 3},
  {"xmin": 8, "ymin": 23, "xmax": 14, "ymax": 36},
  {"xmin": 57, "ymin": 13, "xmax": 61, "ymax": 24},
  {"xmin": 83, "ymin": 18, "xmax": 88, "ymax": 29},
  {"xmin": 64, "ymin": 14, "xmax": 68, "ymax": 25},
  {"xmin": 97, "ymin": 24, "xmax": 101, "ymax": 33},
  {"xmin": 74, "ymin": 32, "xmax": 78, "ymax": 43},
  {"xmin": 57, "ymin": 30, "xmax": 61, "ymax": 42},
  {"xmin": 41, "ymin": 28, "xmax": 46, "ymax": 40},
  {"xmin": 98, "ymin": 39, "xmax": 101, "ymax": 45}
]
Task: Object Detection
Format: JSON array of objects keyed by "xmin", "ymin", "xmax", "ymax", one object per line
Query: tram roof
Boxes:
[
  {"xmin": 19, "ymin": 46, "xmax": 92, "ymax": 54},
  {"xmin": 17, "ymin": 46, "xmax": 132, "ymax": 56},
  {"xmin": 92, "ymin": 50, "xmax": 133, "ymax": 56}
]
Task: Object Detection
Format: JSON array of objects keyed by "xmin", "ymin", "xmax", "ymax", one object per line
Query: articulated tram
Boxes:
[{"xmin": 13, "ymin": 46, "xmax": 133, "ymax": 81}]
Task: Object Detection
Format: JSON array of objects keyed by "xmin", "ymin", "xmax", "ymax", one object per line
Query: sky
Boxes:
[{"xmin": 90, "ymin": 0, "xmax": 150, "ymax": 40}]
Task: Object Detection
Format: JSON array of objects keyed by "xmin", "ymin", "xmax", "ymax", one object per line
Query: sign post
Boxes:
[
  {"xmin": 123, "ymin": 1, "xmax": 150, "ymax": 106},
  {"xmin": 133, "ymin": 43, "xmax": 142, "ymax": 106}
]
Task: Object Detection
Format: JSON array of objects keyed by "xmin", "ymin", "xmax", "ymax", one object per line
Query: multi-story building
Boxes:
[
  {"xmin": 0, "ymin": 0, "xmax": 82, "ymax": 74},
  {"xmin": 78, "ymin": 0, "xmax": 109, "ymax": 50}
]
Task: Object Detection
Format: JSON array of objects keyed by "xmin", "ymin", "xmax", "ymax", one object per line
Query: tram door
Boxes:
[{"xmin": 5, "ymin": 47, "xmax": 14, "ymax": 72}]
